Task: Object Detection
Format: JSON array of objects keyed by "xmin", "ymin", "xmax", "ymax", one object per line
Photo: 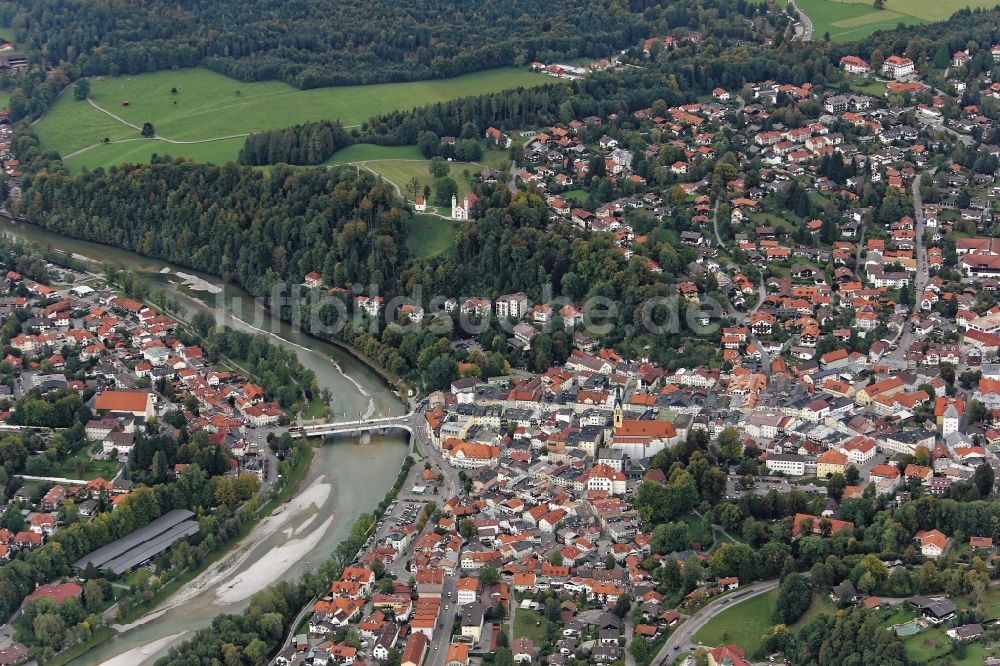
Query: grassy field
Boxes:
[
  {"xmin": 693, "ymin": 590, "xmax": 836, "ymax": 652},
  {"xmin": 406, "ymin": 214, "xmax": 461, "ymax": 258},
  {"xmin": 0, "ymin": 28, "xmax": 23, "ymax": 56},
  {"xmin": 693, "ymin": 591, "xmax": 773, "ymax": 650},
  {"xmin": 37, "ymin": 66, "xmax": 548, "ymax": 172},
  {"xmin": 513, "ymin": 609, "xmax": 551, "ymax": 644},
  {"xmin": 794, "ymin": 0, "xmax": 925, "ymax": 41},
  {"xmin": 902, "ymin": 626, "xmax": 953, "ymax": 663},
  {"xmin": 847, "ymin": 77, "xmax": 887, "ymax": 96},
  {"xmin": 49, "ymin": 446, "xmax": 121, "ymax": 481},
  {"xmin": 679, "ymin": 513, "xmax": 713, "ymax": 548},
  {"xmin": 362, "ymin": 159, "xmax": 484, "ymax": 200},
  {"xmin": 325, "ymin": 144, "xmax": 426, "ymax": 165}
]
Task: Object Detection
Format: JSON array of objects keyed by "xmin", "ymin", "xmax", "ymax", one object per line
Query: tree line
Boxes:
[
  {"xmin": 0, "ymin": 0, "xmax": 648, "ymax": 90},
  {"xmin": 11, "ymin": 154, "xmax": 407, "ymax": 296},
  {"xmin": 238, "ymin": 120, "xmax": 351, "ymax": 166}
]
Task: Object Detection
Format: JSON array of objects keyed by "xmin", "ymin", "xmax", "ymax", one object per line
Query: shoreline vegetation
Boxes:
[
  {"xmin": 113, "ymin": 442, "xmax": 315, "ymax": 628},
  {"xmin": 154, "ymin": 454, "xmax": 416, "ymax": 664},
  {"xmin": 15, "ymin": 231, "xmax": 407, "ymax": 664}
]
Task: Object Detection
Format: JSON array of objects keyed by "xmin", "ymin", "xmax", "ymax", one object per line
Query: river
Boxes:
[{"xmin": 0, "ymin": 218, "xmax": 410, "ymax": 664}]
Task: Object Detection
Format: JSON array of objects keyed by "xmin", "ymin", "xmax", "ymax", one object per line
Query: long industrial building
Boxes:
[{"xmin": 72, "ymin": 509, "xmax": 200, "ymax": 575}]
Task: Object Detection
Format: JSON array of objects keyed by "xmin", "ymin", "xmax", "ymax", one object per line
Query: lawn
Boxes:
[
  {"xmin": 301, "ymin": 399, "xmax": 329, "ymax": 420},
  {"xmin": 693, "ymin": 591, "xmax": 836, "ymax": 652},
  {"xmin": 365, "ymin": 158, "xmax": 484, "ymax": 201},
  {"xmin": 679, "ymin": 513, "xmax": 713, "ymax": 548},
  {"xmin": 847, "ymin": 77, "xmax": 887, "ymax": 96},
  {"xmin": 48, "ymin": 446, "xmax": 121, "ymax": 481},
  {"xmin": 563, "ymin": 189, "xmax": 590, "ymax": 205},
  {"xmin": 37, "ymin": 66, "xmax": 548, "ymax": 171},
  {"xmin": 513, "ymin": 608, "xmax": 551, "ymax": 644},
  {"xmin": 406, "ymin": 214, "xmax": 461, "ymax": 258},
  {"xmin": 480, "ymin": 147, "xmax": 512, "ymax": 172},
  {"xmin": 902, "ymin": 626, "xmax": 952, "ymax": 663},
  {"xmin": 693, "ymin": 590, "xmax": 774, "ymax": 651},
  {"xmin": 880, "ymin": 605, "xmax": 918, "ymax": 628}
]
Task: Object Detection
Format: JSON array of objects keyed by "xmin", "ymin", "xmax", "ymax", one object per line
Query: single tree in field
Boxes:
[
  {"xmin": 430, "ymin": 156, "xmax": 450, "ymax": 178},
  {"xmin": 141, "ymin": 122, "xmax": 155, "ymax": 138},
  {"xmin": 406, "ymin": 177, "xmax": 421, "ymax": 200},
  {"xmin": 74, "ymin": 79, "xmax": 91, "ymax": 101},
  {"xmin": 873, "ymin": 0, "xmax": 885, "ymax": 9}
]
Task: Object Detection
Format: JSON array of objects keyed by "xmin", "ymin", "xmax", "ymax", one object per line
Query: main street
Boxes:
[{"xmin": 886, "ymin": 169, "xmax": 932, "ymax": 363}]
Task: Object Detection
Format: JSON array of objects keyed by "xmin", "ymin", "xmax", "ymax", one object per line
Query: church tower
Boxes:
[{"xmin": 613, "ymin": 386, "xmax": 624, "ymax": 429}]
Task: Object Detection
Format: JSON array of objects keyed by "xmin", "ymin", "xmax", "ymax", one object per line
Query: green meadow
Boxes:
[
  {"xmin": 794, "ymin": 0, "xmax": 926, "ymax": 41},
  {"xmin": 35, "ymin": 66, "xmax": 548, "ymax": 172}
]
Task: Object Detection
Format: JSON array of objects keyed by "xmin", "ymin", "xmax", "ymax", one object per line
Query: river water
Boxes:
[{"xmin": 0, "ymin": 218, "xmax": 409, "ymax": 664}]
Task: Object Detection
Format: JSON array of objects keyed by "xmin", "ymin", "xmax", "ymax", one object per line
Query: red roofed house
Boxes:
[
  {"xmin": 915, "ymin": 529, "xmax": 950, "ymax": 559},
  {"xmin": 792, "ymin": 513, "xmax": 854, "ymax": 538},
  {"xmin": 708, "ymin": 644, "xmax": 749, "ymax": 666},
  {"xmin": 401, "ymin": 632, "xmax": 428, "ymax": 666},
  {"xmin": 93, "ymin": 391, "xmax": 154, "ymax": 418},
  {"xmin": 25, "ymin": 582, "xmax": 82, "ymax": 606}
]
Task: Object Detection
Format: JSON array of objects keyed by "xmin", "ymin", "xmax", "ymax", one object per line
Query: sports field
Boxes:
[{"xmin": 35, "ymin": 66, "xmax": 548, "ymax": 172}]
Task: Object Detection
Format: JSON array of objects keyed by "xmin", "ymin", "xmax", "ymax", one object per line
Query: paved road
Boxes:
[
  {"xmin": 651, "ymin": 580, "xmax": 780, "ymax": 665},
  {"xmin": 788, "ymin": 0, "xmax": 813, "ymax": 40},
  {"xmin": 886, "ymin": 168, "xmax": 932, "ymax": 363}
]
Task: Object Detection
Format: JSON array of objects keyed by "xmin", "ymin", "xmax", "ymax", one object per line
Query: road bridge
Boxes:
[{"xmin": 288, "ymin": 412, "xmax": 418, "ymax": 438}]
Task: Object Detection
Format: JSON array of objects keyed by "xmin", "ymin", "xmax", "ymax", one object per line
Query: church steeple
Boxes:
[{"xmin": 613, "ymin": 386, "xmax": 624, "ymax": 429}]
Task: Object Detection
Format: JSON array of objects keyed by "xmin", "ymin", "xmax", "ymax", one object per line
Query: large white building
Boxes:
[
  {"xmin": 765, "ymin": 454, "xmax": 807, "ymax": 476},
  {"xmin": 452, "ymin": 195, "xmax": 472, "ymax": 221},
  {"xmin": 882, "ymin": 55, "xmax": 914, "ymax": 79}
]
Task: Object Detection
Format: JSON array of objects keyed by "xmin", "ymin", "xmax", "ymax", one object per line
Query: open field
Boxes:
[
  {"xmin": 48, "ymin": 445, "xmax": 122, "ymax": 480},
  {"xmin": 362, "ymin": 159, "xmax": 484, "ymax": 200},
  {"xmin": 794, "ymin": 0, "xmax": 925, "ymax": 40},
  {"xmin": 406, "ymin": 215, "xmax": 461, "ymax": 258},
  {"xmin": 0, "ymin": 28, "xmax": 23, "ymax": 56},
  {"xmin": 36, "ymin": 66, "xmax": 548, "ymax": 172},
  {"xmin": 693, "ymin": 590, "xmax": 837, "ymax": 652},
  {"xmin": 513, "ymin": 609, "xmax": 551, "ymax": 644},
  {"xmin": 325, "ymin": 144, "xmax": 426, "ymax": 165}
]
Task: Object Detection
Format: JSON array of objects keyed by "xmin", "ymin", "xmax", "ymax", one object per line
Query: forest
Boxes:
[
  {"xmin": 11, "ymin": 156, "xmax": 407, "ymax": 296},
  {"xmin": 0, "ymin": 0, "xmax": 648, "ymax": 89},
  {"xmin": 238, "ymin": 120, "xmax": 352, "ymax": 166}
]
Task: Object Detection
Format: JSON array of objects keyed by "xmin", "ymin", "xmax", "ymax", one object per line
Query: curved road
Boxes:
[
  {"xmin": 788, "ymin": 0, "xmax": 814, "ymax": 41},
  {"xmin": 651, "ymin": 579, "xmax": 780, "ymax": 665}
]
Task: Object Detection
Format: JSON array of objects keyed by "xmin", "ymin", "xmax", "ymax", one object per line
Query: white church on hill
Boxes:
[{"xmin": 451, "ymin": 194, "xmax": 477, "ymax": 221}]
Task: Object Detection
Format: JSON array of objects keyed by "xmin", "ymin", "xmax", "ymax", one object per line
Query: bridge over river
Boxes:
[{"xmin": 288, "ymin": 411, "xmax": 419, "ymax": 438}]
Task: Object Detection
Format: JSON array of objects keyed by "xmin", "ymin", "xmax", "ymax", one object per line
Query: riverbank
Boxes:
[
  {"xmin": 114, "ymin": 442, "xmax": 315, "ymax": 627},
  {"xmin": 2, "ymin": 212, "xmax": 413, "ymax": 402},
  {"xmin": 47, "ymin": 627, "xmax": 117, "ymax": 666},
  {"xmin": 0, "ymin": 217, "xmax": 412, "ymax": 666}
]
